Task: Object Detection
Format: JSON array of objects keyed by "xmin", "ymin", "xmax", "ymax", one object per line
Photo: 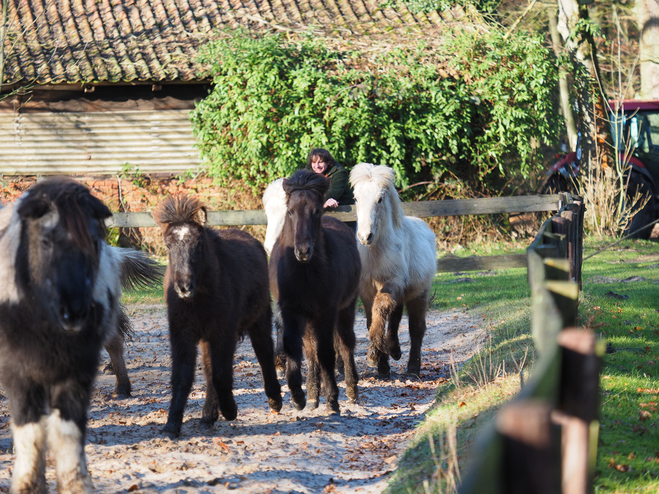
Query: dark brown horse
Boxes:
[
  {"xmin": 154, "ymin": 194, "xmax": 282, "ymax": 438},
  {"xmin": 269, "ymin": 170, "xmax": 361, "ymax": 414}
]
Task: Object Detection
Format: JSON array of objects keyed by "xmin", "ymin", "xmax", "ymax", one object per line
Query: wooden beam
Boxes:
[
  {"xmin": 104, "ymin": 194, "xmax": 564, "ymax": 228},
  {"xmin": 436, "ymin": 254, "xmax": 527, "ymax": 273}
]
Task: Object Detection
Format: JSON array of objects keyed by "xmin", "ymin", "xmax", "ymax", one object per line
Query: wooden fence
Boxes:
[
  {"xmin": 107, "ymin": 193, "xmax": 567, "ymax": 273},
  {"xmin": 458, "ymin": 195, "xmax": 605, "ymax": 494}
]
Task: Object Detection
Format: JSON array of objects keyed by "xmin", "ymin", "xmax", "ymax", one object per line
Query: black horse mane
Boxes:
[
  {"xmin": 153, "ymin": 194, "xmax": 204, "ymax": 226},
  {"xmin": 283, "ymin": 170, "xmax": 330, "ymax": 201},
  {"xmin": 18, "ymin": 177, "xmax": 110, "ymax": 257}
]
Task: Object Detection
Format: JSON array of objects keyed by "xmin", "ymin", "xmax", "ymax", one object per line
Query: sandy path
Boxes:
[{"xmin": 0, "ymin": 306, "xmax": 487, "ymax": 493}]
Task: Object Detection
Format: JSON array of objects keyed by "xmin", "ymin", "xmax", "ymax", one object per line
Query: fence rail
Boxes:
[
  {"xmin": 107, "ymin": 193, "xmax": 566, "ymax": 274},
  {"xmin": 458, "ymin": 195, "xmax": 603, "ymax": 494}
]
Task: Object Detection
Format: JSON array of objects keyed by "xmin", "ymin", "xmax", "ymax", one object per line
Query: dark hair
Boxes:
[{"xmin": 307, "ymin": 148, "xmax": 338, "ymax": 169}]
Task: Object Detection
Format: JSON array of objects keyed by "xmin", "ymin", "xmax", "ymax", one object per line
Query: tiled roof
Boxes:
[{"xmin": 1, "ymin": 0, "xmax": 452, "ymax": 87}]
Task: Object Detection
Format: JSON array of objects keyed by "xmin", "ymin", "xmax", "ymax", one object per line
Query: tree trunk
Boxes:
[
  {"xmin": 637, "ymin": 0, "xmax": 659, "ymax": 99},
  {"xmin": 557, "ymin": 0, "xmax": 613, "ymax": 171},
  {"xmin": 0, "ymin": 0, "xmax": 7, "ymax": 93},
  {"xmin": 549, "ymin": 8, "xmax": 578, "ymax": 151}
]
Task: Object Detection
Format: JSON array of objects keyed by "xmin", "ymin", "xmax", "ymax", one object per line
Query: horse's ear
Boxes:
[
  {"xmin": 282, "ymin": 178, "xmax": 293, "ymax": 196},
  {"xmin": 194, "ymin": 206, "xmax": 207, "ymax": 226},
  {"xmin": 17, "ymin": 197, "xmax": 51, "ymax": 220},
  {"xmin": 83, "ymin": 194, "xmax": 112, "ymax": 220}
]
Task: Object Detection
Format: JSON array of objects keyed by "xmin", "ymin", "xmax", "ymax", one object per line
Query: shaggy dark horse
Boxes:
[
  {"xmin": 154, "ymin": 194, "xmax": 282, "ymax": 438},
  {"xmin": 0, "ymin": 177, "xmax": 144, "ymax": 493},
  {"xmin": 269, "ymin": 170, "xmax": 361, "ymax": 414}
]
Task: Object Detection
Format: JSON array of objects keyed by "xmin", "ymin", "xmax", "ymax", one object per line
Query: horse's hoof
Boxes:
[
  {"xmin": 268, "ymin": 397, "xmax": 283, "ymax": 413},
  {"xmin": 389, "ymin": 343, "xmax": 402, "ymax": 361},
  {"xmin": 407, "ymin": 366, "xmax": 421, "ymax": 379},
  {"xmin": 291, "ymin": 389, "xmax": 306, "ymax": 411},
  {"xmin": 199, "ymin": 417, "xmax": 215, "ymax": 429},
  {"xmin": 102, "ymin": 361, "xmax": 115, "ymax": 375},
  {"xmin": 308, "ymin": 399, "xmax": 319, "ymax": 410},
  {"xmin": 366, "ymin": 356, "xmax": 378, "ymax": 368},
  {"xmin": 326, "ymin": 402, "xmax": 340, "ymax": 415},
  {"xmin": 200, "ymin": 410, "xmax": 218, "ymax": 426},
  {"xmin": 112, "ymin": 388, "xmax": 131, "ymax": 399},
  {"xmin": 161, "ymin": 423, "xmax": 181, "ymax": 439},
  {"xmin": 276, "ymin": 368, "xmax": 286, "ymax": 380},
  {"xmin": 220, "ymin": 403, "xmax": 238, "ymax": 421},
  {"xmin": 346, "ymin": 386, "xmax": 359, "ymax": 403}
]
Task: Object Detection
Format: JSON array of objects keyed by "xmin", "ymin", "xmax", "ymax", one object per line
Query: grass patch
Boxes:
[
  {"xmin": 121, "ymin": 282, "xmax": 165, "ymax": 306},
  {"xmin": 388, "ymin": 237, "xmax": 659, "ymax": 493}
]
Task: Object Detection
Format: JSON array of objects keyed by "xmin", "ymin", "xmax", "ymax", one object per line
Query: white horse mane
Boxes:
[
  {"xmin": 349, "ymin": 163, "xmax": 404, "ymax": 229},
  {"xmin": 262, "ymin": 178, "xmax": 287, "ymax": 255}
]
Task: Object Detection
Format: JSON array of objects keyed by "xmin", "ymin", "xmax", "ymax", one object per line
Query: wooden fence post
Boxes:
[
  {"xmin": 554, "ymin": 329, "xmax": 602, "ymax": 494},
  {"xmin": 496, "ymin": 400, "xmax": 562, "ymax": 494}
]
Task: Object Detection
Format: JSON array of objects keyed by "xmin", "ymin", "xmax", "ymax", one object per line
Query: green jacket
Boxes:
[{"xmin": 307, "ymin": 163, "xmax": 355, "ymax": 205}]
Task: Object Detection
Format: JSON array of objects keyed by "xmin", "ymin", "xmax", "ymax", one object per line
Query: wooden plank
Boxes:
[
  {"xmin": 105, "ymin": 195, "xmax": 564, "ymax": 229},
  {"xmin": 106, "ymin": 210, "xmax": 268, "ymax": 228},
  {"xmin": 401, "ymin": 195, "xmax": 562, "ymax": 217},
  {"xmin": 436, "ymin": 254, "xmax": 527, "ymax": 273}
]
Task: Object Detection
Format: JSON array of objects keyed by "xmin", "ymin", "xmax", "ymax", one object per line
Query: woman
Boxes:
[{"xmin": 306, "ymin": 148, "xmax": 354, "ymax": 209}]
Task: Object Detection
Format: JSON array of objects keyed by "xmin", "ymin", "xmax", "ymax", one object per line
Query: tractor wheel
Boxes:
[{"xmin": 624, "ymin": 173, "xmax": 657, "ymax": 239}]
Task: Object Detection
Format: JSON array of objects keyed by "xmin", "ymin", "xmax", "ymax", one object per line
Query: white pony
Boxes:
[
  {"xmin": 262, "ymin": 178, "xmax": 287, "ymax": 255},
  {"xmin": 350, "ymin": 163, "xmax": 437, "ymax": 378}
]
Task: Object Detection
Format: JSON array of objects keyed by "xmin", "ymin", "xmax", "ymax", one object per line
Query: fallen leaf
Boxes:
[
  {"xmin": 639, "ymin": 410, "xmax": 652, "ymax": 421},
  {"xmin": 127, "ymin": 485, "xmax": 140, "ymax": 492},
  {"xmin": 458, "ymin": 402, "xmax": 467, "ymax": 407}
]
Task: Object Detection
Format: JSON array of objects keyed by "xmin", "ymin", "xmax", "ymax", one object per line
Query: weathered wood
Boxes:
[
  {"xmin": 400, "ymin": 195, "xmax": 563, "ymax": 217},
  {"xmin": 457, "ymin": 424, "xmax": 504, "ymax": 494},
  {"xmin": 552, "ymin": 411, "xmax": 590, "ymax": 494},
  {"xmin": 497, "ymin": 400, "xmax": 562, "ymax": 494},
  {"xmin": 557, "ymin": 329, "xmax": 600, "ymax": 422},
  {"xmin": 546, "ymin": 281, "xmax": 579, "ymax": 328},
  {"xmin": 436, "ymin": 254, "xmax": 527, "ymax": 273},
  {"xmin": 105, "ymin": 194, "xmax": 565, "ymax": 228},
  {"xmin": 555, "ymin": 329, "xmax": 602, "ymax": 494}
]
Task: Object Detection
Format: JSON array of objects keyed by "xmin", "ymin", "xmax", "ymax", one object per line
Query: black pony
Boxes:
[
  {"xmin": 154, "ymin": 194, "xmax": 282, "ymax": 438},
  {"xmin": 269, "ymin": 170, "xmax": 361, "ymax": 414},
  {"xmin": 0, "ymin": 177, "xmax": 143, "ymax": 493}
]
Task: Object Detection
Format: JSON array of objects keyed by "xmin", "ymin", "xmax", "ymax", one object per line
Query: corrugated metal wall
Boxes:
[{"xmin": 0, "ymin": 110, "xmax": 202, "ymax": 175}]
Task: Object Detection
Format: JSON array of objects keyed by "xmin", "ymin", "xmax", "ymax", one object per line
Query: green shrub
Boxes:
[{"xmin": 192, "ymin": 29, "xmax": 560, "ymax": 196}]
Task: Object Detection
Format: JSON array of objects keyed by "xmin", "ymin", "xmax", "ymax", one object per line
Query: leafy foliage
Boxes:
[{"xmin": 192, "ymin": 29, "xmax": 560, "ymax": 195}]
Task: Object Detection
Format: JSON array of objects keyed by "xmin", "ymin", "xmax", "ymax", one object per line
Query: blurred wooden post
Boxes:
[
  {"xmin": 496, "ymin": 400, "xmax": 561, "ymax": 494},
  {"xmin": 555, "ymin": 329, "xmax": 601, "ymax": 494}
]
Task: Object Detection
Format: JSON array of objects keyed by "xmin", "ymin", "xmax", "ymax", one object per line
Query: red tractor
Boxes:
[{"xmin": 542, "ymin": 100, "xmax": 659, "ymax": 239}]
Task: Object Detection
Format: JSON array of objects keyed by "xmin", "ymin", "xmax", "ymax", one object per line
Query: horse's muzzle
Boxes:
[
  {"xmin": 294, "ymin": 247, "xmax": 313, "ymax": 263},
  {"xmin": 358, "ymin": 232, "xmax": 373, "ymax": 245},
  {"xmin": 175, "ymin": 283, "xmax": 194, "ymax": 299}
]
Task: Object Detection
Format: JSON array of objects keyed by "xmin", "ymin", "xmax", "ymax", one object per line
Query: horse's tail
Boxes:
[
  {"xmin": 117, "ymin": 304, "xmax": 135, "ymax": 341},
  {"xmin": 113, "ymin": 247, "xmax": 164, "ymax": 291}
]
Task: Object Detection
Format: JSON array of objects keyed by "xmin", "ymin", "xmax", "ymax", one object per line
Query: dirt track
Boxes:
[{"xmin": 0, "ymin": 305, "xmax": 487, "ymax": 493}]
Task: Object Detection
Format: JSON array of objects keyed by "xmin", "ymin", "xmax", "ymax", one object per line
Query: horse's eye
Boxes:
[
  {"xmin": 41, "ymin": 237, "xmax": 52, "ymax": 249},
  {"xmin": 377, "ymin": 196, "xmax": 383, "ymax": 204},
  {"xmin": 287, "ymin": 210, "xmax": 293, "ymax": 217}
]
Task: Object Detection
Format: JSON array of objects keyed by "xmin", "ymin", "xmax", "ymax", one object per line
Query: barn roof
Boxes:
[{"xmin": 1, "ymin": 0, "xmax": 455, "ymax": 88}]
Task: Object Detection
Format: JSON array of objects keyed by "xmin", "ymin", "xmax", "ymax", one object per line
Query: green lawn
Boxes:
[{"xmin": 387, "ymin": 237, "xmax": 659, "ymax": 493}]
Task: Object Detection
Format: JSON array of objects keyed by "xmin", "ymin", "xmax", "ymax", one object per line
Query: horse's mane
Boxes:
[
  {"xmin": 283, "ymin": 170, "xmax": 329, "ymax": 201},
  {"xmin": 153, "ymin": 194, "xmax": 204, "ymax": 226},
  {"xmin": 349, "ymin": 163, "xmax": 405, "ymax": 228},
  {"xmin": 18, "ymin": 177, "xmax": 109, "ymax": 256}
]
